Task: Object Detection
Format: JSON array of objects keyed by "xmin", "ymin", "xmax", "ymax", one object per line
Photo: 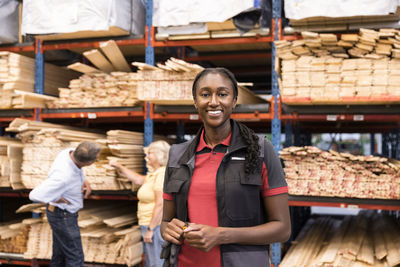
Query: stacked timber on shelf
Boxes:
[
  {"xmin": 135, "ymin": 57, "xmax": 266, "ymax": 105},
  {"xmin": 280, "ymin": 212, "xmax": 400, "ymax": 267},
  {"xmin": 134, "ymin": 57, "xmax": 203, "ymax": 105},
  {"xmin": 47, "ymin": 71, "xmax": 140, "ymax": 108},
  {"xmin": 275, "ymin": 29, "xmax": 400, "ymax": 104},
  {"xmin": 48, "ymin": 52, "xmax": 265, "ymax": 107},
  {"xmin": 106, "ymin": 130, "xmax": 144, "ymax": 191},
  {"xmin": 0, "ymin": 136, "xmax": 23, "ymax": 189},
  {"xmin": 47, "ymin": 40, "xmax": 138, "ymax": 108},
  {"xmin": 280, "ymin": 146, "xmax": 400, "ymax": 199},
  {"xmin": 0, "ymin": 52, "xmax": 78, "ymax": 109},
  {"xmin": 5, "ymin": 119, "xmax": 147, "ymax": 191},
  {"xmin": 0, "ymin": 218, "xmax": 34, "ymax": 254},
  {"xmin": 156, "ymin": 19, "xmax": 270, "ymax": 41},
  {"xmin": 17, "ymin": 203, "xmax": 142, "ymax": 266}
]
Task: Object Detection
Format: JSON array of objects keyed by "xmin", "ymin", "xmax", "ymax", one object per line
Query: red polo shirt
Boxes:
[{"xmin": 164, "ymin": 130, "xmax": 288, "ymax": 267}]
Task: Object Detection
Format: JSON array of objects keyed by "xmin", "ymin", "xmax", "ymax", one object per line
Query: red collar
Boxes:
[{"xmin": 196, "ymin": 128, "xmax": 232, "ymax": 152}]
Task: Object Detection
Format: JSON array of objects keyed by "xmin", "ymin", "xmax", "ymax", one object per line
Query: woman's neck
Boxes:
[{"xmin": 203, "ymin": 123, "xmax": 231, "ymax": 148}]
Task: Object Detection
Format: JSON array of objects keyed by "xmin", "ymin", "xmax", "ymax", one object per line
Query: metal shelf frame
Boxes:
[{"xmin": 289, "ymin": 196, "xmax": 400, "ymax": 211}]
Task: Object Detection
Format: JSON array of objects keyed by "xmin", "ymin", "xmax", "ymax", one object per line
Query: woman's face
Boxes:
[
  {"xmin": 145, "ymin": 149, "xmax": 159, "ymax": 170},
  {"xmin": 194, "ymin": 73, "xmax": 237, "ymax": 130}
]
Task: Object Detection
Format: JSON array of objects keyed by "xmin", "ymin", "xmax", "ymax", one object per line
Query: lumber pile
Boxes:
[
  {"xmin": 23, "ymin": 204, "xmax": 142, "ymax": 266},
  {"xmin": 0, "ymin": 137, "xmax": 23, "ymax": 189},
  {"xmin": 5, "ymin": 119, "xmax": 149, "ymax": 191},
  {"xmin": 106, "ymin": 130, "xmax": 145, "ymax": 190},
  {"xmin": 47, "ymin": 71, "xmax": 140, "ymax": 108},
  {"xmin": 0, "ymin": 220, "xmax": 30, "ymax": 254},
  {"xmin": 280, "ymin": 146, "xmax": 400, "ymax": 199},
  {"xmin": 5, "ymin": 119, "xmax": 123, "ymax": 190},
  {"xmin": 276, "ymin": 29, "xmax": 400, "ymax": 104},
  {"xmin": 48, "ymin": 56, "xmax": 265, "ymax": 108},
  {"xmin": 47, "ymin": 40, "xmax": 138, "ymax": 108},
  {"xmin": 0, "ymin": 52, "xmax": 79, "ymax": 109},
  {"xmin": 280, "ymin": 212, "xmax": 400, "ymax": 267},
  {"xmin": 133, "ymin": 57, "xmax": 203, "ymax": 105},
  {"xmin": 135, "ymin": 57, "xmax": 265, "ymax": 105},
  {"xmin": 103, "ymin": 130, "xmax": 171, "ymax": 191},
  {"xmin": 156, "ymin": 19, "xmax": 270, "ymax": 41}
]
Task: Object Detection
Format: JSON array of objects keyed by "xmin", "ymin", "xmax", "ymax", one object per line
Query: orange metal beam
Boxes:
[
  {"xmin": 0, "ymin": 44, "xmax": 35, "ymax": 52},
  {"xmin": 283, "ymin": 114, "xmax": 400, "ymax": 122},
  {"xmin": 185, "ymin": 53, "xmax": 271, "ymax": 62},
  {"xmin": 42, "ymin": 38, "xmax": 145, "ymax": 51},
  {"xmin": 153, "ymin": 35, "xmax": 273, "ymax": 47},
  {"xmin": 40, "ymin": 110, "xmax": 144, "ymax": 119},
  {"xmin": 289, "ymin": 200, "xmax": 400, "ymax": 211}
]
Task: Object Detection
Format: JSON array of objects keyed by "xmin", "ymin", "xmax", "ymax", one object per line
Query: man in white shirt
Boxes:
[{"xmin": 29, "ymin": 141, "xmax": 101, "ymax": 267}]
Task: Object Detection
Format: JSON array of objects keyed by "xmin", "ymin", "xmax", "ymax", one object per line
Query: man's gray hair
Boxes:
[{"xmin": 73, "ymin": 141, "xmax": 101, "ymax": 163}]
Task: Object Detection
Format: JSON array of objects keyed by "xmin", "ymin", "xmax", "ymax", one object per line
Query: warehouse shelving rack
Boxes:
[{"xmin": 0, "ymin": 0, "xmax": 399, "ymax": 266}]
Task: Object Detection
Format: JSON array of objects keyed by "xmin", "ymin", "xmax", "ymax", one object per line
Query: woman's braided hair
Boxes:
[
  {"xmin": 192, "ymin": 67, "xmax": 260, "ymax": 175},
  {"xmin": 237, "ymin": 122, "xmax": 261, "ymax": 175}
]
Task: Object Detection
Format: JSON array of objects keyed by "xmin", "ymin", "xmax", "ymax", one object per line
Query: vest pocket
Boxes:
[
  {"xmin": 164, "ymin": 178, "xmax": 185, "ymax": 194},
  {"xmin": 165, "ymin": 166, "xmax": 188, "ymax": 194},
  {"xmin": 225, "ymin": 172, "xmax": 262, "ymax": 222}
]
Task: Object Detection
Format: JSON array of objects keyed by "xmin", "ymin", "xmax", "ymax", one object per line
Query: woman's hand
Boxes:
[
  {"xmin": 109, "ymin": 159, "xmax": 121, "ymax": 169},
  {"xmin": 162, "ymin": 218, "xmax": 187, "ymax": 245},
  {"xmin": 144, "ymin": 229, "xmax": 154, "ymax": 243},
  {"xmin": 183, "ymin": 224, "xmax": 220, "ymax": 252}
]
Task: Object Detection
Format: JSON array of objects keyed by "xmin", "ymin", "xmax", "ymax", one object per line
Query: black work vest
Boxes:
[{"xmin": 164, "ymin": 120, "xmax": 270, "ymax": 267}]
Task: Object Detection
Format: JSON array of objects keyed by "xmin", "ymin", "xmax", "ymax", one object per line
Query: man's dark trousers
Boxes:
[{"xmin": 46, "ymin": 205, "xmax": 84, "ymax": 267}]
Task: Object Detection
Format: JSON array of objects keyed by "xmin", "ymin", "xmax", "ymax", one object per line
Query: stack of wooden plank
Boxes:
[
  {"xmin": 280, "ymin": 146, "xmax": 400, "ymax": 199},
  {"xmin": 280, "ymin": 212, "xmax": 400, "ymax": 267},
  {"xmin": 156, "ymin": 19, "xmax": 270, "ymax": 41},
  {"xmin": 0, "ymin": 219, "xmax": 32, "ymax": 254},
  {"xmin": 276, "ymin": 29, "xmax": 400, "ymax": 104},
  {"xmin": 5, "ymin": 119, "xmax": 148, "ymax": 191},
  {"xmin": 276, "ymin": 29, "xmax": 400, "ymax": 60},
  {"xmin": 47, "ymin": 40, "xmax": 139, "ymax": 108},
  {"xmin": 0, "ymin": 52, "xmax": 79, "ymax": 109},
  {"xmin": 0, "ymin": 137, "xmax": 23, "ymax": 189},
  {"xmin": 48, "ymin": 54, "xmax": 265, "ymax": 107},
  {"xmin": 135, "ymin": 57, "xmax": 266, "ymax": 105},
  {"xmin": 22, "ymin": 204, "xmax": 142, "ymax": 266},
  {"xmin": 5, "ymin": 119, "xmax": 127, "ymax": 190},
  {"xmin": 106, "ymin": 130, "xmax": 145, "ymax": 190},
  {"xmin": 47, "ymin": 71, "xmax": 140, "ymax": 108},
  {"xmin": 134, "ymin": 57, "xmax": 203, "ymax": 105},
  {"xmin": 279, "ymin": 56, "xmax": 400, "ymax": 104}
]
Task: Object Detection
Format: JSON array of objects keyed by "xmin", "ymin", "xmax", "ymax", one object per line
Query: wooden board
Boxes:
[
  {"xmin": 100, "ymin": 40, "xmax": 131, "ymax": 72},
  {"xmin": 67, "ymin": 62, "xmax": 100, "ymax": 74},
  {"xmin": 83, "ymin": 49, "xmax": 115, "ymax": 73},
  {"xmin": 12, "ymin": 90, "xmax": 58, "ymax": 108}
]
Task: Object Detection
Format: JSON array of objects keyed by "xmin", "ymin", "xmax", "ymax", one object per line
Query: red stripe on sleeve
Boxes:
[
  {"xmin": 263, "ymin": 186, "xmax": 288, "ymax": 197},
  {"xmin": 163, "ymin": 192, "xmax": 173, "ymax": 200}
]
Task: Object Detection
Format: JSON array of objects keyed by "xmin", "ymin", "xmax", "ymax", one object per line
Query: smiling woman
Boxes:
[
  {"xmin": 160, "ymin": 68, "xmax": 291, "ymax": 267},
  {"xmin": 193, "ymin": 69, "xmax": 237, "ymax": 146}
]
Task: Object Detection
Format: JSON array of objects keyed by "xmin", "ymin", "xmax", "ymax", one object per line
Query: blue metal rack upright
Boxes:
[
  {"xmin": 144, "ymin": 0, "xmax": 155, "ymax": 147},
  {"xmin": 34, "ymin": 39, "xmax": 44, "ymax": 122},
  {"xmin": 271, "ymin": 0, "xmax": 282, "ymax": 265}
]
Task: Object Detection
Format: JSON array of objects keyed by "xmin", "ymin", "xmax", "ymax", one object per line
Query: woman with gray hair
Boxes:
[{"xmin": 110, "ymin": 140, "xmax": 170, "ymax": 267}]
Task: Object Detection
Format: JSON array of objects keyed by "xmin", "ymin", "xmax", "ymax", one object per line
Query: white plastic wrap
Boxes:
[
  {"xmin": 153, "ymin": 0, "xmax": 256, "ymax": 27},
  {"xmin": 21, "ymin": 0, "xmax": 131, "ymax": 35},
  {"xmin": 0, "ymin": 0, "xmax": 19, "ymax": 44},
  {"xmin": 285, "ymin": 0, "xmax": 400, "ymax": 20},
  {"xmin": 131, "ymin": 0, "xmax": 145, "ymax": 35}
]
